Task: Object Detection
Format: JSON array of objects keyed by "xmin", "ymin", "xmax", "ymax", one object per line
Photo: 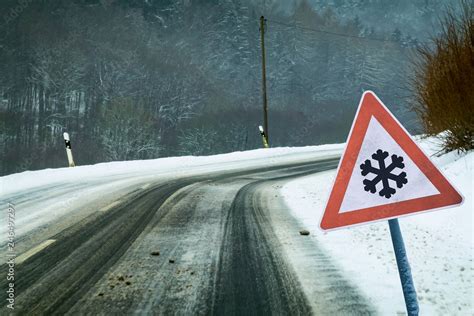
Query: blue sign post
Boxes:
[{"xmin": 388, "ymin": 218, "xmax": 419, "ymax": 316}]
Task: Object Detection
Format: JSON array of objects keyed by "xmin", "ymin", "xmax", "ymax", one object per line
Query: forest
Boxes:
[{"xmin": 0, "ymin": 0, "xmax": 447, "ymax": 175}]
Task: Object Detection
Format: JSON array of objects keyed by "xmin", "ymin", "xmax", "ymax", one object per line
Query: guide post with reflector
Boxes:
[
  {"xmin": 63, "ymin": 132, "xmax": 75, "ymax": 167},
  {"xmin": 259, "ymin": 125, "xmax": 269, "ymax": 148}
]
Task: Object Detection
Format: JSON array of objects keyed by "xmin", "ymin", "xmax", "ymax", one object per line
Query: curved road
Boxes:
[{"xmin": 1, "ymin": 158, "xmax": 375, "ymax": 315}]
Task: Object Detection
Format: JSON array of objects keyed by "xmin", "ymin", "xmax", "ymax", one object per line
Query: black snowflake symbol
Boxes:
[{"xmin": 360, "ymin": 149, "xmax": 408, "ymax": 199}]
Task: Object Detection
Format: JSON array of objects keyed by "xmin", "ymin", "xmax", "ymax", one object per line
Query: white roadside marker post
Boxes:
[
  {"xmin": 63, "ymin": 132, "xmax": 75, "ymax": 167},
  {"xmin": 259, "ymin": 125, "xmax": 269, "ymax": 148}
]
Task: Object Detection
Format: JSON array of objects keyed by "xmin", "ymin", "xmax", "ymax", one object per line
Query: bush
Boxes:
[
  {"xmin": 412, "ymin": 2, "xmax": 474, "ymax": 152},
  {"xmin": 100, "ymin": 98, "xmax": 161, "ymax": 161}
]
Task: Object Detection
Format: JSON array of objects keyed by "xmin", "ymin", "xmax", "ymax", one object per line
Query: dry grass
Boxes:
[{"xmin": 412, "ymin": 1, "xmax": 474, "ymax": 152}]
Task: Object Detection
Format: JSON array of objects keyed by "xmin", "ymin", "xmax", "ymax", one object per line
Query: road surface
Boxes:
[{"xmin": 1, "ymin": 158, "xmax": 376, "ymax": 315}]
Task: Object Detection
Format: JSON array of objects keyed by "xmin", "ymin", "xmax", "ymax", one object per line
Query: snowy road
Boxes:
[{"xmin": 0, "ymin": 156, "xmax": 376, "ymax": 314}]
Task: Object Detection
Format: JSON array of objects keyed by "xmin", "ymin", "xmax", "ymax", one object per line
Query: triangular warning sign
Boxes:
[{"xmin": 320, "ymin": 91, "xmax": 463, "ymax": 230}]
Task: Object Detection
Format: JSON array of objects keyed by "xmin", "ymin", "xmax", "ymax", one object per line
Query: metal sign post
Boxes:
[{"xmin": 388, "ymin": 218, "xmax": 419, "ymax": 315}]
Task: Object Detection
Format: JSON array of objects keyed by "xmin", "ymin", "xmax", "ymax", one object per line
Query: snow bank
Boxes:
[
  {"xmin": 0, "ymin": 144, "xmax": 343, "ymax": 246},
  {"xmin": 1, "ymin": 144, "xmax": 343, "ymax": 198},
  {"xmin": 281, "ymin": 137, "xmax": 473, "ymax": 315}
]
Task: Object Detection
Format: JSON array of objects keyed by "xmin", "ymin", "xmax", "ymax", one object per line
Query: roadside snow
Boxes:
[
  {"xmin": 0, "ymin": 144, "xmax": 343, "ymax": 246},
  {"xmin": 1, "ymin": 144, "xmax": 343, "ymax": 197},
  {"xmin": 2, "ymin": 135, "xmax": 471, "ymax": 314},
  {"xmin": 281, "ymin": 137, "xmax": 473, "ymax": 315}
]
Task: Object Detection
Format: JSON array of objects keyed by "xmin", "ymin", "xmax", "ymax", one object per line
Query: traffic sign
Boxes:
[{"xmin": 320, "ymin": 91, "xmax": 463, "ymax": 230}]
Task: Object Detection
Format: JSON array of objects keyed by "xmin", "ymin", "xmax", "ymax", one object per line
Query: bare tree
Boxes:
[{"xmin": 100, "ymin": 98, "xmax": 160, "ymax": 161}]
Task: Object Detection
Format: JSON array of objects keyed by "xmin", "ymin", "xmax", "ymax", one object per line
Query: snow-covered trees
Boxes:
[
  {"xmin": 0, "ymin": 0, "xmax": 435, "ymax": 175},
  {"xmin": 100, "ymin": 98, "xmax": 160, "ymax": 161}
]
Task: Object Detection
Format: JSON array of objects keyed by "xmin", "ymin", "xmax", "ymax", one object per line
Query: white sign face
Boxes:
[{"xmin": 339, "ymin": 116, "xmax": 440, "ymax": 213}]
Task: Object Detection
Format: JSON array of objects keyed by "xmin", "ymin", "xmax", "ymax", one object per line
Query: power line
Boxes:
[{"xmin": 267, "ymin": 18, "xmax": 419, "ymax": 46}]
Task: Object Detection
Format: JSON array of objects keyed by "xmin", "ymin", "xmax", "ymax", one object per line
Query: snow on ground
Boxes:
[
  {"xmin": 0, "ymin": 144, "xmax": 343, "ymax": 245},
  {"xmin": 281, "ymin": 137, "xmax": 473, "ymax": 315},
  {"xmin": 1, "ymin": 135, "xmax": 471, "ymax": 314},
  {"xmin": 1, "ymin": 145, "xmax": 343, "ymax": 197}
]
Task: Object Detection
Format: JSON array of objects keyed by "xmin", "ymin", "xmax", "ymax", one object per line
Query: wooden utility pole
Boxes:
[{"xmin": 259, "ymin": 16, "xmax": 269, "ymax": 146}]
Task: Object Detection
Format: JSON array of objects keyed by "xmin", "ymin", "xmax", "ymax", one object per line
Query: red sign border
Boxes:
[{"xmin": 320, "ymin": 91, "xmax": 464, "ymax": 231}]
